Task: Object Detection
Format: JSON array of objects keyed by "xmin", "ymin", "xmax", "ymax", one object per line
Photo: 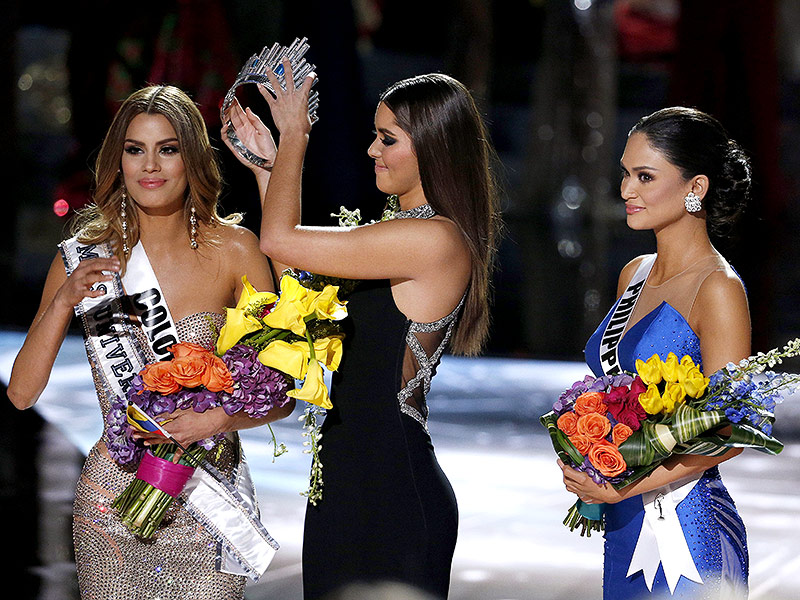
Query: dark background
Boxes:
[{"xmin": 2, "ymin": 0, "xmax": 799, "ymax": 358}]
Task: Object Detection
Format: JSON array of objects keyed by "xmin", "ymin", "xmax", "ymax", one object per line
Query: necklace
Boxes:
[{"xmin": 392, "ymin": 203, "xmax": 435, "ymax": 220}]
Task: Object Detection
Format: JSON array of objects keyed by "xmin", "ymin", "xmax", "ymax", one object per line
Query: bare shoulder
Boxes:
[
  {"xmin": 695, "ymin": 266, "xmax": 749, "ymax": 314},
  {"xmin": 693, "ymin": 262, "xmax": 751, "ymax": 370},
  {"xmin": 214, "ymin": 224, "xmax": 274, "ymax": 292},
  {"xmin": 214, "ymin": 224, "xmax": 262, "ymax": 258},
  {"xmin": 417, "ymin": 215, "xmax": 469, "ymax": 259}
]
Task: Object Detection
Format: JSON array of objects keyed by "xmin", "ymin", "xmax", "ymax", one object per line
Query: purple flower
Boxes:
[
  {"xmin": 554, "ymin": 376, "xmax": 596, "ymax": 414},
  {"xmin": 221, "ymin": 344, "xmax": 293, "ymax": 418}
]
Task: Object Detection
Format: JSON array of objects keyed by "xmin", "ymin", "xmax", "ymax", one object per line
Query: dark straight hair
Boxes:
[{"xmin": 381, "ymin": 74, "xmax": 501, "ymax": 355}]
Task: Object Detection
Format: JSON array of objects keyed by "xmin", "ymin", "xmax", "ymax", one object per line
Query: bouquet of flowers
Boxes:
[
  {"xmin": 106, "ymin": 338, "xmax": 293, "ymax": 538},
  {"xmin": 215, "ymin": 271, "xmax": 348, "ymax": 504},
  {"xmin": 106, "ymin": 271, "xmax": 347, "ymax": 537},
  {"xmin": 540, "ymin": 340, "xmax": 800, "ymax": 536}
]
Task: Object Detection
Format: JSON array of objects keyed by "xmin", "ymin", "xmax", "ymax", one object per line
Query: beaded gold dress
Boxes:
[{"xmin": 72, "ymin": 312, "xmax": 248, "ymax": 600}]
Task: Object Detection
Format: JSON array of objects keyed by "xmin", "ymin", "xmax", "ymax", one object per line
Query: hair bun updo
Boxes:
[
  {"xmin": 630, "ymin": 107, "xmax": 752, "ymax": 238},
  {"xmin": 709, "ymin": 139, "xmax": 752, "ymax": 237}
]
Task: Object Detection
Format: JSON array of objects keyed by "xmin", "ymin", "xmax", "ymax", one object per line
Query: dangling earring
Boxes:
[
  {"xmin": 121, "ymin": 188, "xmax": 129, "ymax": 257},
  {"xmin": 684, "ymin": 191, "xmax": 702, "ymax": 213},
  {"xmin": 190, "ymin": 204, "xmax": 198, "ymax": 249}
]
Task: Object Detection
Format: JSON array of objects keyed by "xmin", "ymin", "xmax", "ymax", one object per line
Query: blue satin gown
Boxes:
[{"xmin": 585, "ymin": 300, "xmax": 749, "ymax": 599}]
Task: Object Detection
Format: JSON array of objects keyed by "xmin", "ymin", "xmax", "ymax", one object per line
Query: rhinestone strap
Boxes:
[{"xmin": 392, "ymin": 203, "xmax": 436, "ymax": 220}]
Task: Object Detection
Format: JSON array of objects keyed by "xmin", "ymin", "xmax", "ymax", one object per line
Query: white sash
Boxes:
[
  {"xmin": 59, "ymin": 237, "xmax": 278, "ymax": 581},
  {"xmin": 599, "ymin": 254, "xmax": 655, "ymax": 375},
  {"xmin": 627, "ymin": 474, "xmax": 704, "ymax": 593},
  {"xmin": 122, "ymin": 242, "xmax": 180, "ymax": 361}
]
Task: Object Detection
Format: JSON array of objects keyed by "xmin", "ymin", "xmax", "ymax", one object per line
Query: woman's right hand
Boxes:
[
  {"xmin": 54, "ymin": 256, "xmax": 120, "ymax": 309},
  {"xmin": 260, "ymin": 58, "xmax": 316, "ymax": 138}
]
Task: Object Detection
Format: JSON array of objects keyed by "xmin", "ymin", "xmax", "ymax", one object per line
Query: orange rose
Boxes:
[
  {"xmin": 170, "ymin": 355, "xmax": 207, "ymax": 388},
  {"xmin": 202, "ymin": 355, "xmax": 234, "ymax": 393},
  {"xmin": 141, "ymin": 361, "xmax": 181, "ymax": 394},
  {"xmin": 568, "ymin": 433, "xmax": 593, "ymax": 456},
  {"xmin": 557, "ymin": 412, "xmax": 579, "ymax": 437},
  {"xmin": 612, "ymin": 423, "xmax": 633, "ymax": 446},
  {"xmin": 588, "ymin": 441, "xmax": 627, "ymax": 478},
  {"xmin": 577, "ymin": 412, "xmax": 611, "ymax": 442},
  {"xmin": 574, "ymin": 392, "xmax": 607, "ymax": 416},
  {"xmin": 169, "ymin": 342, "xmax": 211, "ymax": 358}
]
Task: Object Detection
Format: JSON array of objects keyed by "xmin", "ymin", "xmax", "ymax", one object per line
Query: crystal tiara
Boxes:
[{"xmin": 221, "ymin": 37, "xmax": 319, "ymax": 168}]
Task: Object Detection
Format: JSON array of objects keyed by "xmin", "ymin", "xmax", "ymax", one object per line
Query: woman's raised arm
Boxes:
[{"xmin": 8, "ymin": 253, "xmax": 120, "ymax": 409}]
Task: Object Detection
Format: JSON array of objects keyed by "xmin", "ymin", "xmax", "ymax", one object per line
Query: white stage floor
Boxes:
[{"xmin": 1, "ymin": 330, "xmax": 798, "ymax": 600}]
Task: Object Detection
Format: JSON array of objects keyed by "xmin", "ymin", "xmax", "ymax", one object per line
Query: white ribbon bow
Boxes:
[{"xmin": 627, "ymin": 474, "xmax": 703, "ymax": 593}]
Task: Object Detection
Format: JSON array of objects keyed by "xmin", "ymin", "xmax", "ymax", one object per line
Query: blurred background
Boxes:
[
  {"xmin": 3, "ymin": 0, "xmax": 800, "ymax": 356},
  {"xmin": 2, "ymin": 0, "xmax": 800, "ymax": 598}
]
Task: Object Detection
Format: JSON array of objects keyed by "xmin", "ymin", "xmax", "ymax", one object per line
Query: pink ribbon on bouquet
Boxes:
[{"xmin": 136, "ymin": 450, "xmax": 196, "ymax": 497}]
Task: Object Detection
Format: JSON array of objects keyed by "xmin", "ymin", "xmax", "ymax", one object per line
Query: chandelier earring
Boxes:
[
  {"xmin": 684, "ymin": 191, "xmax": 702, "ymax": 213},
  {"xmin": 190, "ymin": 204, "xmax": 198, "ymax": 249},
  {"xmin": 121, "ymin": 188, "xmax": 129, "ymax": 257}
]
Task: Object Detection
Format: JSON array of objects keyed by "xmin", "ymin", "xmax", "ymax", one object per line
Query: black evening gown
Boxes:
[{"xmin": 302, "ymin": 279, "xmax": 459, "ymax": 599}]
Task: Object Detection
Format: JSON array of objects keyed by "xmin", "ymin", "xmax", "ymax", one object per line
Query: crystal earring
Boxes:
[
  {"xmin": 684, "ymin": 191, "xmax": 702, "ymax": 213},
  {"xmin": 121, "ymin": 189, "xmax": 129, "ymax": 257},
  {"xmin": 190, "ymin": 204, "xmax": 198, "ymax": 249}
]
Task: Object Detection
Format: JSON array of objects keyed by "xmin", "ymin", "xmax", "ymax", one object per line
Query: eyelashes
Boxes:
[
  {"xmin": 123, "ymin": 145, "xmax": 181, "ymax": 156},
  {"xmin": 371, "ymin": 130, "xmax": 397, "ymax": 147}
]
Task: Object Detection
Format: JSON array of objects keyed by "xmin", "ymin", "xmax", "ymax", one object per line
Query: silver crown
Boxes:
[{"xmin": 221, "ymin": 37, "xmax": 319, "ymax": 169}]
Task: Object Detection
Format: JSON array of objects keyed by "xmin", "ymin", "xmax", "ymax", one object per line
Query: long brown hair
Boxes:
[
  {"xmin": 72, "ymin": 85, "xmax": 240, "ymax": 268},
  {"xmin": 381, "ymin": 74, "xmax": 502, "ymax": 355}
]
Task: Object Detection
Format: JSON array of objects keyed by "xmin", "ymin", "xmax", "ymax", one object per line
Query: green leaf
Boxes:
[{"xmin": 541, "ymin": 411, "xmax": 584, "ymax": 466}]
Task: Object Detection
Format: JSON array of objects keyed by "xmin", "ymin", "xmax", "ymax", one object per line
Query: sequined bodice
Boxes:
[{"xmin": 585, "ymin": 301, "xmax": 702, "ymax": 375}]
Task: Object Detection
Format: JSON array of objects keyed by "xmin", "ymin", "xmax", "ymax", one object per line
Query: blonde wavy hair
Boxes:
[{"xmin": 72, "ymin": 85, "xmax": 240, "ymax": 268}]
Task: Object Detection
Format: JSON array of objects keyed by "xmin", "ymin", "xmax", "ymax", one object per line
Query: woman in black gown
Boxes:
[{"xmin": 223, "ymin": 65, "xmax": 501, "ymax": 598}]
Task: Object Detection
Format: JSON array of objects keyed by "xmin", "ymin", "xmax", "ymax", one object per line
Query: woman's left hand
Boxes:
[
  {"xmin": 132, "ymin": 407, "xmax": 227, "ymax": 448},
  {"xmin": 221, "ymin": 97, "xmax": 277, "ymax": 171},
  {"xmin": 558, "ymin": 459, "xmax": 625, "ymax": 504}
]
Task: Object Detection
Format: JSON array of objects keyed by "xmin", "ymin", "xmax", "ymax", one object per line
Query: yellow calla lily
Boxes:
[
  {"xmin": 638, "ymin": 383, "xmax": 664, "ymax": 415},
  {"xmin": 281, "ymin": 275, "xmax": 321, "ymax": 312},
  {"xmin": 313, "ymin": 286, "xmax": 348, "ymax": 321},
  {"xmin": 236, "ymin": 275, "xmax": 278, "ymax": 311},
  {"xmin": 288, "ymin": 359, "xmax": 332, "ymax": 409},
  {"xmin": 263, "ymin": 298, "xmax": 308, "ymax": 336},
  {"xmin": 636, "ymin": 354, "xmax": 664, "ymax": 386},
  {"xmin": 257, "ymin": 340, "xmax": 311, "ymax": 380},
  {"xmin": 314, "ymin": 336, "xmax": 344, "ymax": 372},
  {"xmin": 661, "ymin": 382, "xmax": 686, "ymax": 414},
  {"xmin": 659, "ymin": 352, "xmax": 681, "ymax": 383},
  {"xmin": 681, "ymin": 366, "xmax": 710, "ymax": 398},
  {"xmin": 216, "ymin": 308, "xmax": 263, "ymax": 355},
  {"xmin": 262, "ymin": 276, "xmax": 324, "ymax": 336}
]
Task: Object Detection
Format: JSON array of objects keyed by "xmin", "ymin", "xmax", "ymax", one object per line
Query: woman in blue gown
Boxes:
[{"xmin": 561, "ymin": 107, "xmax": 753, "ymax": 599}]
